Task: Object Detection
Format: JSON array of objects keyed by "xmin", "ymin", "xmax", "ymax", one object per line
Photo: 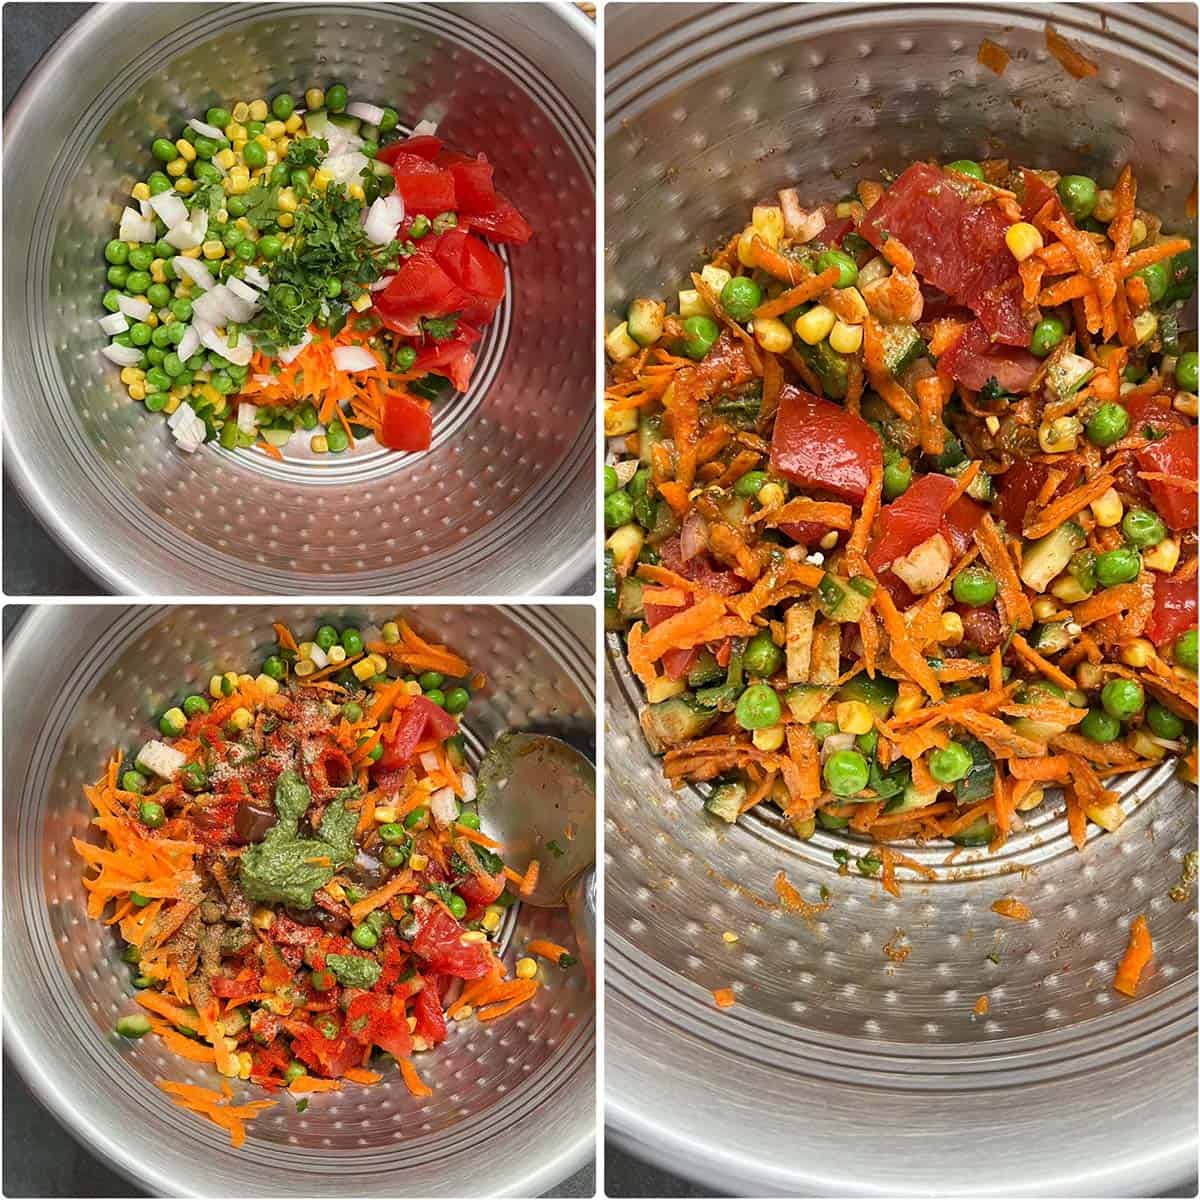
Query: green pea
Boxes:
[
  {"xmin": 680, "ymin": 314, "xmax": 719, "ymax": 361},
  {"xmin": 443, "ymin": 686, "xmax": 470, "ymax": 714},
  {"xmin": 152, "ymin": 137, "xmax": 178, "ymax": 162},
  {"xmin": 271, "ymin": 93, "xmax": 295, "ymax": 120},
  {"xmin": 226, "ymin": 194, "xmax": 248, "ymax": 217},
  {"xmin": 310, "ymin": 968, "xmax": 335, "ymax": 992},
  {"xmin": 404, "ymin": 806, "xmax": 428, "ymax": 830},
  {"xmin": 1121, "ymin": 507, "xmax": 1166, "ymax": 548},
  {"xmin": 144, "ymin": 392, "xmax": 169, "ymax": 412},
  {"xmin": 145, "ymin": 348, "xmax": 166, "ymax": 367},
  {"xmin": 953, "ymin": 565, "xmax": 998, "ymax": 607},
  {"xmin": 424, "ymin": 688, "xmax": 446, "ymax": 707},
  {"xmin": 929, "ymin": 740, "xmax": 973, "ymax": 783},
  {"xmin": 107, "ymin": 264, "xmax": 129, "ymax": 287},
  {"xmin": 138, "ymin": 800, "xmax": 166, "ymax": 828},
  {"xmin": 368, "ymin": 743, "xmax": 384, "ymax": 762},
  {"xmin": 735, "ymin": 683, "xmax": 781, "ymax": 730},
  {"xmin": 245, "ymin": 120, "xmax": 265, "ymax": 137},
  {"xmin": 105, "ymin": 239, "xmax": 130, "ymax": 266},
  {"xmin": 342, "ymin": 700, "xmax": 363, "ymax": 723},
  {"xmin": 128, "ymin": 322, "xmax": 152, "ymax": 347},
  {"xmin": 604, "ymin": 465, "xmax": 620, "ymax": 496},
  {"xmin": 257, "ymin": 234, "xmax": 282, "ymax": 261},
  {"xmin": 180, "ymin": 762, "xmax": 208, "ymax": 793},
  {"xmin": 823, "ymin": 749, "xmax": 869, "ymax": 796},
  {"xmin": 170, "ymin": 298, "xmax": 193, "ymax": 322},
  {"xmin": 1134, "ymin": 260, "xmax": 1170, "ymax": 305},
  {"xmin": 447, "ymin": 894, "xmax": 468, "ymax": 919},
  {"xmin": 243, "ymin": 140, "xmax": 267, "ymax": 169},
  {"xmin": 605, "ymin": 490, "xmax": 634, "ymax": 530},
  {"xmin": 1146, "ymin": 701, "xmax": 1185, "ymax": 739},
  {"xmin": 270, "ymin": 162, "xmax": 291, "ymax": 187},
  {"xmin": 121, "ymin": 769, "xmax": 148, "ymax": 794},
  {"xmin": 147, "ymin": 171, "xmax": 172, "ymax": 195},
  {"xmin": 734, "ymin": 470, "xmax": 770, "ymax": 499},
  {"xmin": 361, "ymin": 140, "xmax": 379, "ymax": 160},
  {"xmin": 1175, "ymin": 351, "xmax": 1198, "ymax": 393},
  {"xmin": 881, "ymin": 458, "xmax": 912, "ymax": 500},
  {"xmin": 1057, "ymin": 175, "xmax": 1098, "ymax": 221},
  {"xmin": 1030, "ymin": 316, "xmax": 1066, "ymax": 358},
  {"xmin": 1085, "ymin": 402, "xmax": 1130, "ymax": 448},
  {"xmin": 193, "ymin": 135, "xmax": 220, "ymax": 160},
  {"xmin": 326, "ymin": 83, "xmax": 348, "ymax": 111},
  {"xmin": 1101, "ymin": 678, "xmax": 1144, "ymax": 721},
  {"xmin": 1095, "ymin": 547, "xmax": 1141, "ymax": 587},
  {"xmin": 116, "ymin": 1013, "xmax": 152, "ymax": 1038},
  {"xmin": 342, "ymin": 627, "xmax": 364, "ymax": 655},
  {"xmin": 378, "ymin": 107, "xmax": 399, "ymax": 134},
  {"xmin": 944, "ymin": 159, "xmax": 985, "ymax": 181},
  {"xmin": 315, "ymin": 625, "xmax": 339, "ymax": 651},
  {"xmin": 128, "ymin": 246, "xmax": 153, "ymax": 271},
  {"xmin": 379, "ymin": 844, "xmax": 405, "ymax": 869},
  {"xmin": 413, "ymin": 671, "xmax": 444, "ymax": 692},
  {"xmin": 744, "ymin": 630, "xmax": 784, "ymax": 677},
  {"xmin": 325, "ymin": 422, "xmax": 349, "ymax": 452},
  {"xmin": 1081, "ymin": 708, "xmax": 1121, "ymax": 743},
  {"xmin": 182, "ymin": 694, "xmax": 209, "ymax": 717},
  {"xmin": 1175, "ymin": 629, "xmax": 1198, "ymax": 672},
  {"xmin": 126, "ymin": 271, "xmax": 151, "ymax": 295},
  {"xmin": 162, "ymin": 352, "xmax": 184, "ymax": 378},
  {"xmin": 457, "ymin": 810, "xmax": 482, "ymax": 831},
  {"xmin": 351, "ymin": 923, "xmax": 379, "ymax": 950},
  {"xmin": 206, "ymin": 106, "xmax": 231, "ymax": 130},
  {"xmin": 816, "ymin": 248, "xmax": 858, "ymax": 289},
  {"xmin": 146, "ymin": 283, "xmax": 171, "ymax": 309},
  {"xmin": 719, "ymin": 275, "xmax": 763, "ymax": 322},
  {"xmin": 234, "ymin": 240, "xmax": 255, "ymax": 263},
  {"xmin": 284, "ymin": 1061, "xmax": 307, "ymax": 1082},
  {"xmin": 146, "ymin": 366, "xmax": 171, "ymax": 391},
  {"xmin": 102, "ymin": 289, "xmax": 123, "ymax": 313}
]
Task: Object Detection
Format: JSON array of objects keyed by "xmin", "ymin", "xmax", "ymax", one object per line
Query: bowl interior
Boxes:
[
  {"xmin": 5, "ymin": 2, "xmax": 594, "ymax": 594},
  {"xmin": 3, "ymin": 604, "xmax": 595, "ymax": 1197},
  {"xmin": 605, "ymin": 4, "xmax": 1197, "ymax": 1195}
]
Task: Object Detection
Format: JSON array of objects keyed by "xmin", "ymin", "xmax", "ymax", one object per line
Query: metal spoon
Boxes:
[{"xmin": 475, "ymin": 732, "xmax": 596, "ymax": 979}]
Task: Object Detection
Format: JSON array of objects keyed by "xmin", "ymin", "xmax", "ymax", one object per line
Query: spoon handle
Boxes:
[{"xmin": 563, "ymin": 864, "xmax": 596, "ymax": 986}]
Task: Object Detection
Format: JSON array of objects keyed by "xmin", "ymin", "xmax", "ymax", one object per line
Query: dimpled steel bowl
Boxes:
[
  {"xmin": 4, "ymin": 604, "xmax": 594, "ymax": 1196},
  {"xmin": 4, "ymin": 3, "xmax": 594, "ymax": 595},
  {"xmin": 605, "ymin": 4, "xmax": 1197, "ymax": 1195}
]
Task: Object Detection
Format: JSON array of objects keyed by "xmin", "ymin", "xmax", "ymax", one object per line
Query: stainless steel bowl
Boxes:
[
  {"xmin": 4, "ymin": 3, "xmax": 594, "ymax": 595},
  {"xmin": 4, "ymin": 604, "xmax": 594, "ymax": 1197},
  {"xmin": 604, "ymin": 5, "xmax": 1197, "ymax": 1195}
]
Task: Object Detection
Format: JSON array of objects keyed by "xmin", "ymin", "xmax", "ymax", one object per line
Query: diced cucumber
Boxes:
[
  {"xmin": 627, "ymin": 298, "xmax": 665, "ymax": 347},
  {"xmin": 795, "ymin": 339, "xmax": 849, "ymax": 400},
  {"xmin": 618, "ymin": 576, "xmax": 645, "ymax": 621},
  {"xmin": 1030, "ymin": 621, "xmax": 1072, "ymax": 655},
  {"xmin": 951, "ymin": 460, "xmax": 994, "ymax": 502},
  {"xmin": 882, "ymin": 322, "xmax": 926, "ymax": 377},
  {"xmin": 1011, "ymin": 714, "xmax": 1072, "ymax": 741},
  {"xmin": 817, "ymin": 573, "xmax": 876, "ymax": 622},
  {"xmin": 371, "ymin": 158, "xmax": 393, "ymax": 178},
  {"xmin": 705, "ymin": 781, "xmax": 745, "ymax": 823},
  {"xmin": 816, "ymin": 808, "xmax": 850, "ymax": 831},
  {"xmin": 884, "ymin": 782, "xmax": 941, "ymax": 815},
  {"xmin": 328, "ymin": 113, "xmax": 362, "ymax": 135},
  {"xmin": 785, "ymin": 683, "xmax": 834, "ymax": 723},
  {"xmin": 304, "ymin": 110, "xmax": 331, "ymax": 137},
  {"xmin": 1020, "ymin": 521, "xmax": 1086, "ymax": 593},
  {"xmin": 262, "ymin": 427, "xmax": 293, "ymax": 447},
  {"xmin": 950, "ymin": 817, "xmax": 996, "ymax": 847},
  {"xmin": 953, "ymin": 737, "xmax": 995, "ymax": 804},
  {"xmin": 835, "ymin": 673, "xmax": 899, "ymax": 719},
  {"xmin": 687, "ymin": 650, "xmax": 725, "ymax": 689},
  {"xmin": 638, "ymin": 411, "xmax": 663, "ymax": 465},
  {"xmin": 639, "ymin": 696, "xmax": 718, "ymax": 754},
  {"xmin": 1045, "ymin": 351, "xmax": 1095, "ymax": 402}
]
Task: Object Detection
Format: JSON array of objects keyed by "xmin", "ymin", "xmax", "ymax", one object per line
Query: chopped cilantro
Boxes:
[
  {"xmin": 285, "ymin": 136, "xmax": 329, "ymax": 169},
  {"xmin": 545, "ymin": 839, "xmax": 565, "ymax": 859},
  {"xmin": 421, "ymin": 313, "xmax": 460, "ymax": 341},
  {"xmin": 409, "ymin": 373, "xmax": 454, "ymax": 403}
]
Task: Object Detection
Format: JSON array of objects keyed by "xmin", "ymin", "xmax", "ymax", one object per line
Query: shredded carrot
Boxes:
[
  {"xmin": 712, "ymin": 987, "xmax": 736, "ymax": 1009},
  {"xmin": 991, "ymin": 897, "xmax": 1032, "ymax": 922},
  {"xmin": 1113, "ymin": 914, "xmax": 1152, "ymax": 997},
  {"xmin": 344, "ymin": 1068, "xmax": 383, "ymax": 1086},
  {"xmin": 519, "ymin": 859, "xmax": 541, "ymax": 897},
  {"xmin": 399, "ymin": 1059, "xmax": 433, "ymax": 1098},
  {"xmin": 1045, "ymin": 22, "xmax": 1098, "ymax": 79},
  {"xmin": 289, "ymin": 1076, "xmax": 342, "ymax": 1094},
  {"xmin": 526, "ymin": 939, "xmax": 572, "ymax": 963}
]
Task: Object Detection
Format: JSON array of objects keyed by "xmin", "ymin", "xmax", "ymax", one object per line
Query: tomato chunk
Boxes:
[
  {"xmin": 412, "ymin": 906, "xmax": 491, "ymax": 979},
  {"xmin": 387, "ymin": 150, "xmax": 458, "ymax": 214},
  {"xmin": 464, "ymin": 193, "xmax": 533, "ymax": 245},
  {"xmin": 375, "ymin": 252, "xmax": 466, "ymax": 333},
  {"xmin": 376, "ymin": 696, "xmax": 458, "ymax": 769},
  {"xmin": 378, "ymin": 135, "xmax": 443, "ymax": 164},
  {"xmin": 769, "ymin": 385, "xmax": 882, "ymax": 503},
  {"xmin": 409, "ymin": 335, "xmax": 478, "ymax": 393},
  {"xmin": 938, "ymin": 320, "xmax": 1039, "ymax": 392},
  {"xmin": 1136, "ymin": 426, "xmax": 1198, "ymax": 531},
  {"xmin": 1146, "ymin": 574, "xmax": 1199, "ymax": 647},
  {"xmin": 868, "ymin": 473, "xmax": 980, "ymax": 567}
]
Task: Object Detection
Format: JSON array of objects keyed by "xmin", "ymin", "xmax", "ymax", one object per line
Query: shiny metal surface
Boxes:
[
  {"xmin": 4, "ymin": 604, "xmax": 595, "ymax": 1198},
  {"xmin": 4, "ymin": 3, "xmax": 595, "ymax": 595},
  {"xmin": 604, "ymin": 5, "xmax": 1198, "ymax": 1195}
]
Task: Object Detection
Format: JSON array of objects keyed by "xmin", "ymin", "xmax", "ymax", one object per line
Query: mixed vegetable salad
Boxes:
[
  {"xmin": 75, "ymin": 617, "xmax": 563, "ymax": 1147},
  {"xmin": 605, "ymin": 158, "xmax": 1198, "ymax": 878},
  {"xmin": 99, "ymin": 85, "xmax": 531, "ymax": 458}
]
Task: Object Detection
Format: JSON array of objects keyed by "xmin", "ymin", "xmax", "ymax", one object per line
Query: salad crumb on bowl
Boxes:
[
  {"xmin": 74, "ymin": 616, "xmax": 566, "ymax": 1148},
  {"xmin": 99, "ymin": 85, "xmax": 531, "ymax": 459},
  {"xmin": 605, "ymin": 157, "xmax": 1197, "ymax": 901}
]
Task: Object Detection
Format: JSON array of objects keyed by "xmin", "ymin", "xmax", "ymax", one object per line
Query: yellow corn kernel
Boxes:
[
  {"xmin": 1038, "ymin": 416, "xmax": 1080, "ymax": 454},
  {"xmin": 646, "ymin": 677, "xmax": 687, "ymax": 704},
  {"xmin": 372, "ymin": 807, "xmax": 398, "ymax": 826},
  {"xmin": 450, "ymin": 1005, "xmax": 474, "ymax": 1023},
  {"xmin": 794, "ymin": 304, "xmax": 836, "ymax": 346},
  {"xmin": 1120, "ymin": 638, "xmax": 1155, "ymax": 669},
  {"xmin": 736, "ymin": 227, "xmax": 758, "ymax": 267},
  {"xmin": 460, "ymin": 930, "xmax": 488, "ymax": 945},
  {"xmin": 408, "ymin": 852, "xmax": 430, "ymax": 872},
  {"xmin": 819, "ymin": 529, "xmax": 839, "ymax": 551},
  {"xmin": 894, "ymin": 681, "xmax": 925, "ymax": 718},
  {"xmin": 127, "ymin": 382, "xmax": 147, "ymax": 401},
  {"xmin": 481, "ymin": 908, "xmax": 502, "ymax": 933},
  {"xmin": 131, "ymin": 181, "xmax": 151, "ymax": 202},
  {"xmin": 752, "ymin": 724, "xmax": 786, "ymax": 752},
  {"xmin": 251, "ymin": 906, "xmax": 275, "ymax": 930},
  {"xmin": 327, "ymin": 644, "xmax": 347, "ymax": 665},
  {"xmin": 1016, "ymin": 785, "xmax": 1045, "ymax": 812},
  {"xmin": 304, "ymin": 88, "xmax": 325, "ymax": 111},
  {"xmin": 1133, "ymin": 311, "xmax": 1158, "ymax": 344},
  {"xmin": 264, "ymin": 119, "xmax": 286, "ymax": 138},
  {"xmin": 310, "ymin": 434, "xmax": 329, "ymax": 453},
  {"xmin": 835, "ymin": 700, "xmax": 874, "ymax": 735},
  {"xmin": 351, "ymin": 291, "xmax": 372, "ymax": 312},
  {"xmin": 606, "ymin": 523, "xmax": 644, "ymax": 564},
  {"xmin": 284, "ymin": 113, "xmax": 303, "ymax": 133},
  {"xmin": 276, "ymin": 187, "xmax": 299, "ymax": 213},
  {"xmin": 232, "ymin": 137, "xmax": 248, "ymax": 156},
  {"xmin": 324, "ymin": 881, "xmax": 346, "ymax": 903},
  {"xmin": 166, "ymin": 158, "xmax": 188, "ymax": 177},
  {"xmin": 236, "ymin": 217, "xmax": 253, "ymax": 234},
  {"xmin": 214, "ymin": 147, "xmax": 236, "ymax": 170},
  {"xmin": 753, "ymin": 315, "xmax": 793, "ymax": 354},
  {"xmin": 1174, "ymin": 391, "xmax": 1198, "ymax": 418},
  {"xmin": 180, "ymin": 246, "xmax": 203, "ymax": 261},
  {"xmin": 276, "ymin": 211, "xmax": 295, "ymax": 229},
  {"xmin": 381, "ymin": 621, "xmax": 401, "ymax": 644},
  {"xmin": 1032, "ymin": 596, "xmax": 1058, "ymax": 621},
  {"xmin": 230, "ymin": 707, "xmax": 252, "ymax": 731},
  {"xmin": 248, "ymin": 98, "xmax": 269, "ymax": 121},
  {"xmin": 829, "ymin": 320, "xmax": 864, "ymax": 355},
  {"xmin": 201, "ymin": 240, "xmax": 225, "ymax": 261},
  {"xmin": 165, "ymin": 392, "xmax": 186, "ymax": 411},
  {"xmin": 255, "ymin": 674, "xmax": 280, "ymax": 695},
  {"xmin": 757, "ymin": 482, "xmax": 786, "ymax": 509},
  {"xmin": 751, "ymin": 204, "xmax": 785, "ymax": 248},
  {"xmin": 119, "ymin": 366, "xmax": 142, "ymax": 385},
  {"xmin": 174, "ymin": 138, "xmax": 196, "ymax": 162},
  {"xmin": 1089, "ymin": 487, "xmax": 1123, "ymax": 527},
  {"xmin": 1005, "ymin": 222, "xmax": 1044, "ymax": 262},
  {"xmin": 208, "ymin": 674, "xmax": 225, "ymax": 698},
  {"xmin": 231, "ymin": 101, "xmax": 250, "ymax": 122},
  {"xmin": 297, "ymin": 641, "xmax": 316, "ymax": 661},
  {"xmin": 1092, "ymin": 189, "xmax": 1116, "ymax": 222},
  {"xmin": 312, "ymin": 168, "xmax": 333, "ymax": 192},
  {"xmin": 149, "ymin": 260, "xmax": 167, "ymax": 285},
  {"xmin": 347, "ymin": 182, "xmax": 366, "ymax": 203},
  {"xmin": 254, "ymin": 133, "xmax": 272, "ymax": 150},
  {"xmin": 293, "ymin": 659, "xmax": 315, "ymax": 678},
  {"xmin": 1129, "ymin": 218, "xmax": 1148, "ymax": 247},
  {"xmin": 516, "ymin": 957, "xmax": 538, "ymax": 980},
  {"xmin": 352, "ymin": 658, "xmax": 377, "ymax": 682},
  {"xmin": 1144, "ymin": 537, "xmax": 1180, "ymax": 573},
  {"xmin": 405, "ymin": 680, "xmax": 423, "ymax": 696},
  {"xmin": 940, "ymin": 611, "xmax": 964, "ymax": 647},
  {"xmin": 215, "ymin": 1054, "xmax": 239, "ymax": 1078},
  {"xmin": 368, "ymin": 653, "xmax": 389, "ymax": 674}
]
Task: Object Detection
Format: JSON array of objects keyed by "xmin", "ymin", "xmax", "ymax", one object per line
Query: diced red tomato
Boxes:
[
  {"xmin": 1146, "ymin": 574, "xmax": 1199, "ymax": 647},
  {"xmin": 860, "ymin": 163, "xmax": 1031, "ymax": 346},
  {"xmin": 769, "ymin": 385, "xmax": 882, "ymax": 503},
  {"xmin": 643, "ymin": 595, "xmax": 701, "ymax": 679},
  {"xmin": 386, "ymin": 150, "xmax": 458, "ymax": 214},
  {"xmin": 868, "ymin": 473, "xmax": 980, "ymax": 568},
  {"xmin": 1137, "ymin": 426, "xmax": 1199, "ymax": 530},
  {"xmin": 438, "ymin": 151, "xmax": 497, "ymax": 215},
  {"xmin": 456, "ymin": 872, "xmax": 505, "ymax": 921},
  {"xmin": 409, "ymin": 335, "xmax": 477, "ymax": 393},
  {"xmin": 412, "ymin": 982, "xmax": 449, "ymax": 1046},
  {"xmin": 658, "ymin": 537, "xmax": 747, "ymax": 595},
  {"xmin": 411, "ymin": 906, "xmax": 491, "ymax": 979},
  {"xmin": 378, "ymin": 136, "xmax": 443, "ymax": 164},
  {"xmin": 432, "ymin": 228, "xmax": 506, "ymax": 325},
  {"xmin": 995, "ymin": 460, "xmax": 1050, "ymax": 534},
  {"xmin": 464, "ymin": 194, "xmax": 533, "ymax": 245},
  {"xmin": 1019, "ymin": 168, "xmax": 1060, "ymax": 221},
  {"xmin": 376, "ymin": 697, "xmax": 459, "ymax": 771},
  {"xmin": 938, "ymin": 320, "xmax": 1039, "ymax": 392},
  {"xmin": 1123, "ymin": 391, "xmax": 1189, "ymax": 435},
  {"xmin": 307, "ymin": 744, "xmax": 353, "ymax": 798},
  {"xmin": 778, "ymin": 520, "xmax": 834, "ymax": 547},
  {"xmin": 375, "ymin": 252, "xmax": 466, "ymax": 334},
  {"xmin": 286, "ymin": 1022, "xmax": 364, "ymax": 1078},
  {"xmin": 379, "ymin": 392, "xmax": 434, "ymax": 453}
]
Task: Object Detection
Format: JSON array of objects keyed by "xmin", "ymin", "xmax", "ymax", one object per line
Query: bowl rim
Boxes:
[
  {"xmin": 2, "ymin": 603, "xmax": 595, "ymax": 1197},
  {"xmin": 2, "ymin": 0, "xmax": 596, "ymax": 597}
]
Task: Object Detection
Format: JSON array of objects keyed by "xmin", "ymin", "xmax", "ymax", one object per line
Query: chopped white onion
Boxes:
[
  {"xmin": 164, "ymin": 209, "xmax": 207, "ymax": 250},
  {"xmin": 116, "ymin": 295, "xmax": 152, "ymax": 321},
  {"xmin": 346, "ymin": 101, "xmax": 386, "ymax": 126},
  {"xmin": 148, "ymin": 190, "xmax": 188, "ymax": 228},
  {"xmin": 172, "ymin": 256, "xmax": 215, "ymax": 291},
  {"xmin": 242, "ymin": 266, "xmax": 270, "ymax": 290},
  {"xmin": 98, "ymin": 312, "xmax": 128, "ymax": 336},
  {"xmin": 322, "ymin": 151, "xmax": 369, "ymax": 185},
  {"xmin": 188, "ymin": 117, "xmax": 225, "ymax": 140},
  {"xmin": 460, "ymin": 773, "xmax": 477, "ymax": 803},
  {"xmin": 363, "ymin": 193, "xmax": 405, "ymax": 245},
  {"xmin": 138, "ymin": 198, "xmax": 154, "ymax": 220},
  {"xmin": 167, "ymin": 401, "xmax": 195, "ymax": 431},
  {"xmin": 168, "ymin": 401, "xmax": 207, "ymax": 453},
  {"xmin": 236, "ymin": 402, "xmax": 259, "ymax": 434},
  {"xmin": 429, "ymin": 787, "xmax": 458, "ymax": 829},
  {"xmin": 411, "ymin": 118, "xmax": 439, "ymax": 137},
  {"xmin": 193, "ymin": 283, "xmax": 256, "ymax": 326},
  {"xmin": 225, "ymin": 276, "xmax": 261, "ymax": 308},
  {"xmin": 419, "ymin": 750, "xmax": 440, "ymax": 773},
  {"xmin": 100, "ymin": 343, "xmax": 143, "ymax": 366},
  {"xmin": 332, "ymin": 345, "xmax": 379, "ymax": 373},
  {"xmin": 199, "ymin": 324, "xmax": 253, "ymax": 367},
  {"xmin": 276, "ymin": 332, "xmax": 312, "ymax": 364},
  {"xmin": 369, "ymin": 274, "xmax": 395, "ymax": 292},
  {"xmin": 176, "ymin": 325, "xmax": 200, "ymax": 363},
  {"xmin": 308, "ymin": 644, "xmax": 329, "ymax": 670},
  {"xmin": 119, "ymin": 206, "xmax": 156, "ymax": 243}
]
